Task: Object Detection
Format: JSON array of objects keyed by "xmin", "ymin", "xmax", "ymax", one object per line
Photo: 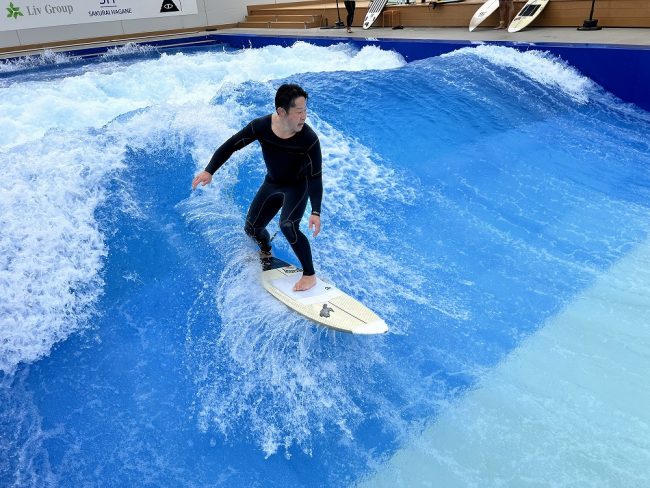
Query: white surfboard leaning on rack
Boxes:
[
  {"xmin": 508, "ymin": 0, "xmax": 550, "ymax": 32},
  {"xmin": 363, "ymin": 0, "xmax": 389, "ymax": 29},
  {"xmin": 261, "ymin": 257, "xmax": 388, "ymax": 334},
  {"xmin": 469, "ymin": 0, "xmax": 500, "ymax": 31}
]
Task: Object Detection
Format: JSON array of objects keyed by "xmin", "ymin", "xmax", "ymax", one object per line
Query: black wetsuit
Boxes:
[{"xmin": 205, "ymin": 114, "xmax": 323, "ymax": 276}]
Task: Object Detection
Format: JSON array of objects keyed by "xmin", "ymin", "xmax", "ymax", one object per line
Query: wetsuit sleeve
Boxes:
[
  {"xmin": 204, "ymin": 121, "xmax": 257, "ymax": 175},
  {"xmin": 307, "ymin": 137, "xmax": 323, "ymax": 215}
]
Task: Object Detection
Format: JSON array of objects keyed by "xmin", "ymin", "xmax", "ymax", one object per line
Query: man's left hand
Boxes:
[{"xmin": 308, "ymin": 215, "xmax": 321, "ymax": 237}]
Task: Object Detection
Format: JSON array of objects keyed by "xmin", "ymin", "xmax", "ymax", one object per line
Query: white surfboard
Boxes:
[
  {"xmin": 363, "ymin": 0, "xmax": 389, "ymax": 30},
  {"xmin": 508, "ymin": 0, "xmax": 550, "ymax": 32},
  {"xmin": 261, "ymin": 257, "xmax": 388, "ymax": 334},
  {"xmin": 469, "ymin": 0, "xmax": 500, "ymax": 32}
]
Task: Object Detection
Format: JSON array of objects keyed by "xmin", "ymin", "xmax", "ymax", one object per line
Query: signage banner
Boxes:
[{"xmin": 2, "ymin": 0, "xmax": 198, "ymax": 31}]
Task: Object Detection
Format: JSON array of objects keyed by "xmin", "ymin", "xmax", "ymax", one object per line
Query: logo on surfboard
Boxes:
[{"xmin": 320, "ymin": 304, "xmax": 334, "ymax": 318}]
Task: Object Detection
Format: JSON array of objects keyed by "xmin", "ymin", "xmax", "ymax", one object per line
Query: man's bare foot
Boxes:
[
  {"xmin": 293, "ymin": 274, "xmax": 317, "ymax": 292},
  {"xmin": 494, "ymin": 22, "xmax": 506, "ymax": 29}
]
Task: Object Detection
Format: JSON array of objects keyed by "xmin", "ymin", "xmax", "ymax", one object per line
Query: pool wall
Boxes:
[
  {"xmin": 213, "ymin": 33, "xmax": 650, "ymax": 113},
  {"xmin": 3, "ymin": 31, "xmax": 648, "ymax": 113},
  {"xmin": 0, "ymin": 0, "xmax": 275, "ymax": 51}
]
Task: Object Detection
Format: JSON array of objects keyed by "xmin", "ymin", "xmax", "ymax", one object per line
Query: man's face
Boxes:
[{"xmin": 280, "ymin": 96, "xmax": 307, "ymax": 133}]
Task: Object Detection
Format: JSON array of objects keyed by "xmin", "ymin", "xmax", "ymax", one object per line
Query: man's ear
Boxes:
[{"xmin": 276, "ymin": 107, "xmax": 286, "ymax": 117}]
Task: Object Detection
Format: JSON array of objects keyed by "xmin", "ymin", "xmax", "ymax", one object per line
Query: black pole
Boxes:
[
  {"xmin": 588, "ymin": 0, "xmax": 596, "ymax": 19},
  {"xmin": 334, "ymin": 0, "xmax": 344, "ymax": 27},
  {"xmin": 578, "ymin": 0, "xmax": 602, "ymax": 31},
  {"xmin": 320, "ymin": 0, "xmax": 345, "ymax": 29}
]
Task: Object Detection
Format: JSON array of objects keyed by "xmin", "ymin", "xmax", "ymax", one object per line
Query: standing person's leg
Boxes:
[
  {"xmin": 278, "ymin": 184, "xmax": 316, "ymax": 279},
  {"xmin": 344, "ymin": 1, "xmax": 355, "ymax": 32},
  {"xmin": 496, "ymin": 0, "xmax": 506, "ymax": 29},
  {"xmin": 244, "ymin": 182, "xmax": 284, "ymax": 255},
  {"xmin": 507, "ymin": 0, "xmax": 514, "ymax": 25}
]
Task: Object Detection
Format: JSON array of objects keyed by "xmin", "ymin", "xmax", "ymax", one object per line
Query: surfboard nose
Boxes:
[{"xmin": 351, "ymin": 320, "xmax": 389, "ymax": 335}]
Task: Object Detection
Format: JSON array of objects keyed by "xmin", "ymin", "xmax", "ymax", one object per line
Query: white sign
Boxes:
[{"xmin": 1, "ymin": 0, "xmax": 198, "ymax": 31}]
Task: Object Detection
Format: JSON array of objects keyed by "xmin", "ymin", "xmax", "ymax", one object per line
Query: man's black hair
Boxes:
[{"xmin": 275, "ymin": 84, "xmax": 308, "ymax": 113}]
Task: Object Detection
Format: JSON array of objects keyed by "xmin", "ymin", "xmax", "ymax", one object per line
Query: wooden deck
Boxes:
[{"xmin": 243, "ymin": 1, "xmax": 650, "ymax": 29}]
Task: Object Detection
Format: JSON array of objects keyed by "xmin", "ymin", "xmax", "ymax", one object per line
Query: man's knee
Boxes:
[{"xmin": 279, "ymin": 220, "xmax": 298, "ymax": 243}]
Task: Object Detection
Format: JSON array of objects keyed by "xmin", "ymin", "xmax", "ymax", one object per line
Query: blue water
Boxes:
[{"xmin": 1, "ymin": 42, "xmax": 650, "ymax": 487}]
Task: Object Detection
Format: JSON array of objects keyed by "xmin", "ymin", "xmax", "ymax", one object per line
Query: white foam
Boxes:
[
  {"xmin": 0, "ymin": 49, "xmax": 74, "ymax": 73},
  {"xmin": 359, "ymin": 239, "xmax": 650, "ymax": 487},
  {"xmin": 444, "ymin": 45, "xmax": 594, "ymax": 103},
  {"xmin": 99, "ymin": 42, "xmax": 157, "ymax": 59},
  {"xmin": 0, "ymin": 131, "xmax": 123, "ymax": 375},
  {"xmin": 0, "ymin": 42, "xmax": 404, "ymax": 151}
]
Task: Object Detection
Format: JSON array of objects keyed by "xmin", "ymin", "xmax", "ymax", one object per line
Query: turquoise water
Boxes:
[{"xmin": 1, "ymin": 41, "xmax": 649, "ymax": 487}]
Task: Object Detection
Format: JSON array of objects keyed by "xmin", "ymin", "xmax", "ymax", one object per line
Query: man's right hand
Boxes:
[{"xmin": 192, "ymin": 171, "xmax": 212, "ymax": 190}]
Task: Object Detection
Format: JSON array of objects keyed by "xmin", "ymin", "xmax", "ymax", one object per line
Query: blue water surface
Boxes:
[{"xmin": 1, "ymin": 42, "xmax": 650, "ymax": 487}]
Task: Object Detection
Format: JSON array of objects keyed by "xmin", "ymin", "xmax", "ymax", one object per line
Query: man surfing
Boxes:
[{"xmin": 192, "ymin": 84, "xmax": 323, "ymax": 292}]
